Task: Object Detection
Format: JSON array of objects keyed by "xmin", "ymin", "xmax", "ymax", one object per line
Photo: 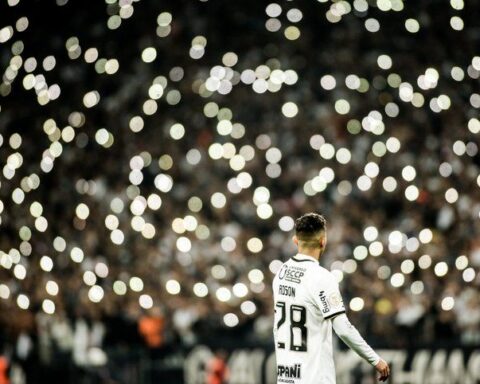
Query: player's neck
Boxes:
[{"xmin": 297, "ymin": 248, "xmax": 322, "ymax": 260}]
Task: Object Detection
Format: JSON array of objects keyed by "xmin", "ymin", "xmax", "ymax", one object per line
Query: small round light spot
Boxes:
[
  {"xmin": 139, "ymin": 294, "xmax": 153, "ymax": 309},
  {"xmin": 350, "ymin": 297, "xmax": 364, "ymax": 311},
  {"xmin": 441, "ymin": 297, "xmax": 454, "ymax": 311},
  {"xmin": 193, "ymin": 282, "xmax": 209, "ymax": 297},
  {"xmin": 166, "ymin": 279, "xmax": 181, "ymax": 295},
  {"xmin": 223, "ymin": 313, "xmax": 239, "ymax": 327}
]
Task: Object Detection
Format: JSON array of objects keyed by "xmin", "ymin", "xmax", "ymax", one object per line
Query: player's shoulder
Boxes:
[
  {"xmin": 305, "ymin": 264, "xmax": 338, "ymax": 288},
  {"xmin": 316, "ymin": 264, "xmax": 333, "ymax": 276}
]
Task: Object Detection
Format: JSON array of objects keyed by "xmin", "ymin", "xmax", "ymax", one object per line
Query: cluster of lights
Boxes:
[
  {"xmin": 0, "ymin": 0, "xmax": 479, "ymax": 328},
  {"xmin": 265, "ymin": 3, "xmax": 302, "ymax": 39}
]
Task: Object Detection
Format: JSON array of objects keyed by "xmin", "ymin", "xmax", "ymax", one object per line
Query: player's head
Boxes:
[{"xmin": 293, "ymin": 212, "xmax": 327, "ymax": 253}]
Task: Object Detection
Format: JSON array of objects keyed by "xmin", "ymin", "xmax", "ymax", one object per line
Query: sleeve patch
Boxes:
[{"xmin": 328, "ymin": 292, "xmax": 343, "ymax": 308}]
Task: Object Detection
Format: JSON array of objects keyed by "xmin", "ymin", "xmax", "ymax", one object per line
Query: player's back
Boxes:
[{"xmin": 272, "ymin": 254, "xmax": 345, "ymax": 384}]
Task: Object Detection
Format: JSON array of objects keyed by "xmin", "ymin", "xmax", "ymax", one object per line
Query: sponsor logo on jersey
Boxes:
[
  {"xmin": 278, "ymin": 284, "xmax": 296, "ymax": 297},
  {"xmin": 277, "ymin": 363, "xmax": 301, "ymax": 380},
  {"xmin": 278, "ymin": 265, "xmax": 305, "ymax": 284},
  {"xmin": 319, "ymin": 290, "xmax": 330, "ymax": 313}
]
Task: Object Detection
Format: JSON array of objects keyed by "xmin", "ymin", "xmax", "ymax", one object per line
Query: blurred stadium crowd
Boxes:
[{"xmin": 0, "ymin": 0, "xmax": 479, "ymax": 381}]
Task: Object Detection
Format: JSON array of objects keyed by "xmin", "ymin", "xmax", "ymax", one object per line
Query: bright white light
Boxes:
[
  {"xmin": 176, "ymin": 237, "xmax": 192, "ymax": 252},
  {"xmin": 233, "ymin": 283, "xmax": 248, "ymax": 298},
  {"xmin": 111, "ymin": 229, "xmax": 124, "ymax": 245},
  {"xmin": 269, "ymin": 260, "xmax": 283, "ymax": 274},
  {"xmin": 455, "ymin": 255, "xmax": 468, "ymax": 270},
  {"xmin": 248, "ymin": 269, "xmax": 264, "ymax": 284},
  {"xmin": 350, "ymin": 297, "xmax": 364, "ymax": 311},
  {"xmin": 88, "ymin": 285, "xmax": 104, "ymax": 303},
  {"xmin": 241, "ymin": 301, "xmax": 257, "ymax": 315},
  {"xmin": 353, "ymin": 245, "xmax": 368, "ymax": 260},
  {"xmin": 42, "ymin": 299, "xmax": 55, "ymax": 314},
  {"xmin": 257, "ymin": 203, "xmax": 273, "ymax": 219},
  {"xmin": 247, "ymin": 238, "xmax": 263, "ymax": 253},
  {"xmin": 223, "ymin": 313, "xmax": 239, "ymax": 327},
  {"xmin": 113, "ymin": 281, "xmax": 127, "ymax": 295},
  {"xmin": 216, "ymin": 287, "xmax": 231, "ymax": 302},
  {"xmin": 46, "ymin": 280, "xmax": 59, "ymax": 296},
  {"xmin": 445, "ymin": 188, "xmax": 459, "ymax": 203},
  {"xmin": 320, "ymin": 75, "xmax": 336, "ymax": 90},
  {"xmin": 418, "ymin": 254, "xmax": 432, "ymax": 269},
  {"xmin": 13, "ymin": 264, "xmax": 26, "ymax": 280},
  {"xmin": 70, "ymin": 247, "xmax": 84, "ymax": 263},
  {"xmin": 139, "ymin": 294, "xmax": 153, "ymax": 309},
  {"xmin": 401, "ymin": 260, "xmax": 415, "ymax": 274},
  {"xmin": 390, "ymin": 273, "xmax": 405, "ymax": 287},
  {"xmin": 83, "ymin": 271, "xmax": 97, "ymax": 286},
  {"xmin": 434, "ymin": 262, "xmax": 448, "ymax": 277},
  {"xmin": 129, "ymin": 277, "xmax": 144, "ymax": 292},
  {"xmin": 282, "ymin": 102, "xmax": 298, "ymax": 118},
  {"xmin": 221, "ymin": 236, "xmax": 236, "ymax": 252},
  {"xmin": 411, "ymin": 281, "xmax": 424, "ymax": 295},
  {"xmin": 463, "ymin": 268, "xmax": 475, "ymax": 282},
  {"xmin": 402, "ymin": 166, "xmax": 416, "ymax": 181},
  {"xmin": 211, "ymin": 265, "xmax": 226, "ymax": 279},
  {"xmin": 211, "ymin": 192, "xmax": 227, "ymax": 208},
  {"xmin": 383, "ymin": 176, "xmax": 397, "ymax": 192},
  {"xmin": 0, "ymin": 284, "xmax": 10, "ymax": 300},
  {"xmin": 405, "ymin": 185, "xmax": 419, "ymax": 201},
  {"xmin": 166, "ymin": 279, "xmax": 181, "ymax": 295},
  {"xmin": 441, "ymin": 297, "xmax": 454, "ymax": 311},
  {"xmin": 419, "ymin": 228, "xmax": 433, "ymax": 243},
  {"xmin": 369, "ymin": 241, "xmax": 383, "ymax": 256},
  {"xmin": 193, "ymin": 282, "xmax": 209, "ymax": 297},
  {"xmin": 278, "ymin": 216, "xmax": 294, "ymax": 231},
  {"xmin": 363, "ymin": 226, "xmax": 378, "ymax": 242},
  {"xmin": 40, "ymin": 256, "xmax": 53, "ymax": 272},
  {"xmin": 17, "ymin": 294, "xmax": 29, "ymax": 309}
]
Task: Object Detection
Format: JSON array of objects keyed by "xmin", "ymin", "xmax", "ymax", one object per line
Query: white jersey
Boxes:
[{"xmin": 272, "ymin": 253, "xmax": 346, "ymax": 384}]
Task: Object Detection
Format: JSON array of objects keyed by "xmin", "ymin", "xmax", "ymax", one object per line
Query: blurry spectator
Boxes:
[
  {"xmin": 456, "ymin": 289, "xmax": 480, "ymax": 345},
  {"xmin": 73, "ymin": 317, "xmax": 106, "ymax": 367},
  {"xmin": 138, "ymin": 308, "xmax": 165, "ymax": 349},
  {"xmin": 0, "ymin": 355, "xmax": 9, "ymax": 384},
  {"xmin": 206, "ymin": 350, "xmax": 229, "ymax": 384}
]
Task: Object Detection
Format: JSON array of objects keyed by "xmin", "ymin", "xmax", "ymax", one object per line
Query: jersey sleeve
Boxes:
[
  {"xmin": 311, "ymin": 271, "xmax": 346, "ymax": 319},
  {"xmin": 332, "ymin": 313, "xmax": 380, "ymax": 366}
]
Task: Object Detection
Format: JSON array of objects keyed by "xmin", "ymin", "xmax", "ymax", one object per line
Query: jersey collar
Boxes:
[{"xmin": 293, "ymin": 253, "xmax": 318, "ymax": 262}]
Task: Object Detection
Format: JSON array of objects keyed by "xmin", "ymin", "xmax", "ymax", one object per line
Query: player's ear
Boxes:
[
  {"xmin": 292, "ymin": 235, "xmax": 298, "ymax": 245},
  {"xmin": 320, "ymin": 234, "xmax": 327, "ymax": 248}
]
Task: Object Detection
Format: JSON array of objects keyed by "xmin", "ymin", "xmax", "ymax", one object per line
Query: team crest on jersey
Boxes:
[
  {"xmin": 278, "ymin": 265, "xmax": 305, "ymax": 284},
  {"xmin": 328, "ymin": 292, "xmax": 343, "ymax": 308}
]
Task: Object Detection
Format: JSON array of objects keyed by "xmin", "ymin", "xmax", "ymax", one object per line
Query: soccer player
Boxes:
[{"xmin": 273, "ymin": 213, "xmax": 390, "ymax": 383}]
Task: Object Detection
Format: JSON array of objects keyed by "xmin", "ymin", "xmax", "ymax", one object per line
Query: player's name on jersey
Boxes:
[
  {"xmin": 278, "ymin": 284, "xmax": 296, "ymax": 297},
  {"xmin": 277, "ymin": 264, "xmax": 306, "ymax": 284}
]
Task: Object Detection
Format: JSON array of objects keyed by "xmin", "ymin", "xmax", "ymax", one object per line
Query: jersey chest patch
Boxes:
[{"xmin": 278, "ymin": 264, "xmax": 306, "ymax": 284}]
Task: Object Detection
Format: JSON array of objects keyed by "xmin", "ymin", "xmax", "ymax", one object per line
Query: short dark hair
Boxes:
[{"xmin": 294, "ymin": 213, "xmax": 326, "ymax": 240}]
